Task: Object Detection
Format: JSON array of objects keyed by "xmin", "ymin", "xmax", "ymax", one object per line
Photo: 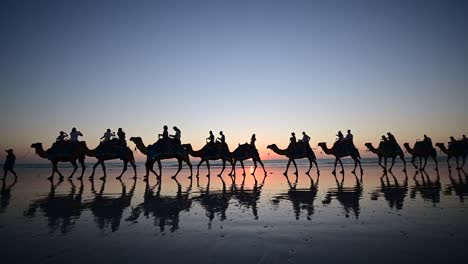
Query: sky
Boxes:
[{"xmin": 0, "ymin": 0, "xmax": 467, "ymax": 162}]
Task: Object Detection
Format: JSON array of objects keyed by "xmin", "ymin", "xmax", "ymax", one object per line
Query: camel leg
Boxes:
[
  {"xmin": 48, "ymin": 162, "xmax": 57, "ymax": 180},
  {"xmin": 338, "ymin": 158, "xmax": 344, "ymax": 174},
  {"xmin": 284, "ymin": 159, "xmax": 292, "ymax": 176},
  {"xmin": 411, "ymin": 156, "xmax": 418, "ymax": 169},
  {"xmin": 77, "ymin": 157, "xmax": 86, "ymax": 180},
  {"xmin": 131, "ymin": 160, "xmax": 137, "ymax": 179},
  {"xmin": 378, "ymin": 156, "xmax": 385, "ymax": 171},
  {"xmin": 196, "ymin": 159, "xmax": 204, "ymax": 177},
  {"xmin": 292, "ymin": 159, "xmax": 298, "ymax": 175},
  {"xmin": 99, "ymin": 161, "xmax": 107, "ymax": 180},
  {"xmin": 312, "ymin": 159, "xmax": 319, "ymax": 175},
  {"xmin": 358, "ymin": 158, "xmax": 363, "ymax": 174},
  {"xmin": 306, "ymin": 157, "xmax": 312, "ymax": 175},
  {"xmin": 172, "ymin": 159, "xmax": 183, "ymax": 179},
  {"xmin": 332, "ymin": 158, "xmax": 338, "ymax": 174},
  {"xmin": 257, "ymin": 159, "xmax": 267, "ymax": 176},
  {"xmin": 230, "ymin": 160, "xmax": 236, "ymax": 176},
  {"xmin": 240, "ymin": 160, "xmax": 246, "ymax": 176},
  {"xmin": 422, "ymin": 157, "xmax": 428, "ymax": 171},
  {"xmin": 383, "ymin": 158, "xmax": 388, "ymax": 172},
  {"xmin": 446, "ymin": 156, "xmax": 452, "ymax": 169},
  {"xmin": 90, "ymin": 160, "xmax": 100, "ymax": 179},
  {"xmin": 252, "ymin": 160, "xmax": 257, "ymax": 175},
  {"xmin": 352, "ymin": 158, "xmax": 357, "ymax": 174},
  {"xmin": 144, "ymin": 158, "xmax": 151, "ymax": 178},
  {"xmin": 432, "ymin": 155, "xmax": 438, "ymax": 171},
  {"xmin": 455, "ymin": 156, "xmax": 460, "ymax": 170},
  {"xmin": 400, "ymin": 153, "xmax": 407, "ymax": 172},
  {"xmin": 69, "ymin": 160, "xmax": 78, "ymax": 179},
  {"xmin": 218, "ymin": 160, "xmax": 226, "ymax": 176},
  {"xmin": 389, "ymin": 157, "xmax": 396, "ymax": 172},
  {"xmin": 185, "ymin": 158, "xmax": 193, "ymax": 178},
  {"xmin": 157, "ymin": 159, "xmax": 162, "ymax": 177},
  {"xmin": 206, "ymin": 160, "xmax": 211, "ymax": 177},
  {"xmin": 149, "ymin": 161, "xmax": 159, "ymax": 179},
  {"xmin": 117, "ymin": 161, "xmax": 128, "ymax": 180}
]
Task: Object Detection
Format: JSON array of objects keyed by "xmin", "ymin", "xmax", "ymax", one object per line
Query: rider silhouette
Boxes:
[
  {"xmin": 250, "ymin": 134, "xmax": 256, "ymax": 148},
  {"xmin": 70, "ymin": 128, "xmax": 83, "ymax": 142},
  {"xmin": 56, "ymin": 131, "xmax": 68, "ymax": 142},
  {"xmin": 117, "ymin": 128, "xmax": 126, "ymax": 146},
  {"xmin": 170, "ymin": 126, "xmax": 181, "ymax": 145},
  {"xmin": 207, "ymin": 131, "xmax": 215, "ymax": 144},
  {"xmin": 336, "ymin": 131, "xmax": 344, "ymax": 143},
  {"xmin": 101, "ymin": 129, "xmax": 115, "ymax": 143},
  {"xmin": 158, "ymin": 125, "xmax": 169, "ymax": 140},
  {"xmin": 217, "ymin": 131, "xmax": 225, "ymax": 144},
  {"xmin": 288, "ymin": 132, "xmax": 297, "ymax": 153},
  {"xmin": 423, "ymin": 134, "xmax": 432, "ymax": 144}
]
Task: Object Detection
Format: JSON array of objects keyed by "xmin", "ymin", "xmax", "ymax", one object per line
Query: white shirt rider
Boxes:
[{"xmin": 70, "ymin": 131, "xmax": 83, "ymax": 142}]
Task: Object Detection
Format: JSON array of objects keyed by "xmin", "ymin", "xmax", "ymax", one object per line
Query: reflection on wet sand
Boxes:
[
  {"xmin": 1, "ymin": 176, "xmax": 17, "ymax": 214},
  {"xmin": 231, "ymin": 174, "xmax": 266, "ymax": 220},
  {"xmin": 85, "ymin": 179, "xmax": 136, "ymax": 232},
  {"xmin": 272, "ymin": 173, "xmax": 318, "ymax": 220},
  {"xmin": 444, "ymin": 169, "xmax": 468, "ymax": 202},
  {"xmin": 370, "ymin": 171, "xmax": 408, "ymax": 210},
  {"xmin": 193, "ymin": 176, "xmax": 233, "ymax": 228},
  {"xmin": 410, "ymin": 170, "xmax": 441, "ymax": 205},
  {"xmin": 322, "ymin": 173, "xmax": 363, "ymax": 218},
  {"xmin": 126, "ymin": 178, "xmax": 192, "ymax": 232},
  {"xmin": 24, "ymin": 179, "xmax": 84, "ymax": 233}
]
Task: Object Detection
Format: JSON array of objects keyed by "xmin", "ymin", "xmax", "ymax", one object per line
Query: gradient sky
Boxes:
[{"xmin": 1, "ymin": 0, "xmax": 467, "ymax": 162}]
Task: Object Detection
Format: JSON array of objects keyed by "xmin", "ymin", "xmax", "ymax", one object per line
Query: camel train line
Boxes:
[{"xmin": 29, "ymin": 129, "xmax": 467, "ymax": 180}]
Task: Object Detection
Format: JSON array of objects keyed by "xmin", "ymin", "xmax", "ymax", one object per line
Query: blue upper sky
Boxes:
[{"xmin": 1, "ymin": 0, "xmax": 467, "ymax": 161}]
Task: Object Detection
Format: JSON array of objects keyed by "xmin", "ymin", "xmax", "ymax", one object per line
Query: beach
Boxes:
[{"xmin": 1, "ymin": 159, "xmax": 467, "ymax": 263}]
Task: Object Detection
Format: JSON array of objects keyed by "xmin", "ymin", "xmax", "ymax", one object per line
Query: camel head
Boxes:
[
  {"xmin": 317, "ymin": 142, "xmax": 327, "ymax": 148},
  {"xmin": 435, "ymin": 143, "xmax": 445, "ymax": 149},
  {"xmin": 266, "ymin": 144, "xmax": 277, "ymax": 150},
  {"xmin": 364, "ymin": 143, "xmax": 373, "ymax": 149},
  {"xmin": 31, "ymin": 143, "xmax": 42, "ymax": 149},
  {"xmin": 129, "ymin": 137, "xmax": 142, "ymax": 144},
  {"xmin": 184, "ymin": 144, "xmax": 193, "ymax": 152}
]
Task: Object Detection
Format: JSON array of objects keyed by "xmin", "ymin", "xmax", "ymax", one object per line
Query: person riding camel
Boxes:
[
  {"xmin": 302, "ymin": 132, "xmax": 311, "ymax": 143},
  {"xmin": 56, "ymin": 131, "xmax": 68, "ymax": 142},
  {"xmin": 381, "ymin": 135, "xmax": 388, "ymax": 142},
  {"xmin": 345, "ymin": 129, "xmax": 353, "ymax": 142},
  {"xmin": 423, "ymin": 134, "xmax": 432, "ymax": 144},
  {"xmin": 117, "ymin": 128, "xmax": 126, "ymax": 146},
  {"xmin": 69, "ymin": 128, "xmax": 83, "ymax": 142},
  {"xmin": 170, "ymin": 126, "xmax": 181, "ymax": 145},
  {"xmin": 288, "ymin": 132, "xmax": 297, "ymax": 153},
  {"xmin": 250, "ymin": 134, "xmax": 257, "ymax": 148},
  {"xmin": 207, "ymin": 131, "xmax": 215, "ymax": 144},
  {"xmin": 101, "ymin": 129, "xmax": 115, "ymax": 143},
  {"xmin": 336, "ymin": 131, "xmax": 344, "ymax": 143},
  {"xmin": 217, "ymin": 131, "xmax": 226, "ymax": 144},
  {"xmin": 448, "ymin": 136, "xmax": 457, "ymax": 148},
  {"xmin": 158, "ymin": 125, "xmax": 169, "ymax": 140}
]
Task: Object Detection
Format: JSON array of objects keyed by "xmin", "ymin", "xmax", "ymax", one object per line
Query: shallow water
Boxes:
[{"xmin": 1, "ymin": 160, "xmax": 467, "ymax": 263}]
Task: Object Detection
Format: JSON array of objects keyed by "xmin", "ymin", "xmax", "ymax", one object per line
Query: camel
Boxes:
[
  {"xmin": 364, "ymin": 142, "xmax": 407, "ymax": 172},
  {"xmin": 403, "ymin": 142, "xmax": 438, "ymax": 171},
  {"xmin": 266, "ymin": 142, "xmax": 320, "ymax": 176},
  {"xmin": 81, "ymin": 141, "xmax": 136, "ymax": 180},
  {"xmin": 435, "ymin": 142, "xmax": 466, "ymax": 170},
  {"xmin": 185, "ymin": 142, "xmax": 234, "ymax": 177},
  {"xmin": 129, "ymin": 137, "xmax": 192, "ymax": 179},
  {"xmin": 231, "ymin": 143, "xmax": 267, "ymax": 176},
  {"xmin": 31, "ymin": 142, "xmax": 86, "ymax": 180},
  {"xmin": 317, "ymin": 142, "xmax": 362, "ymax": 175}
]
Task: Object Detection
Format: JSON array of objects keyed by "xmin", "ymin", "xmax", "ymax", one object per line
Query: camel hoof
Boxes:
[
  {"xmin": 77, "ymin": 177, "xmax": 83, "ymax": 180},
  {"xmin": 206, "ymin": 174, "xmax": 210, "ymax": 177},
  {"xmin": 99, "ymin": 177, "xmax": 106, "ymax": 180},
  {"xmin": 132, "ymin": 177, "xmax": 137, "ymax": 180},
  {"xmin": 217, "ymin": 174, "xmax": 222, "ymax": 177},
  {"xmin": 47, "ymin": 176, "xmax": 53, "ymax": 180},
  {"xmin": 340, "ymin": 171, "xmax": 344, "ymax": 174},
  {"xmin": 305, "ymin": 171, "xmax": 310, "ymax": 175},
  {"xmin": 283, "ymin": 172, "xmax": 288, "ymax": 176},
  {"xmin": 352, "ymin": 170, "xmax": 356, "ymax": 174},
  {"xmin": 332, "ymin": 171, "xmax": 336, "ymax": 175},
  {"xmin": 68, "ymin": 176, "xmax": 73, "ymax": 179},
  {"xmin": 294, "ymin": 172, "xmax": 298, "ymax": 175},
  {"xmin": 116, "ymin": 177, "xmax": 122, "ymax": 180},
  {"xmin": 143, "ymin": 178, "xmax": 148, "ymax": 182},
  {"xmin": 188, "ymin": 176, "xmax": 192, "ymax": 179},
  {"xmin": 317, "ymin": 171, "xmax": 320, "ymax": 175},
  {"xmin": 171, "ymin": 176, "xmax": 177, "ymax": 179},
  {"xmin": 59, "ymin": 176, "xmax": 64, "ymax": 181}
]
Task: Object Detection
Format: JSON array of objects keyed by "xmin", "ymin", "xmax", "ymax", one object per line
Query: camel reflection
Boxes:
[
  {"xmin": 370, "ymin": 171, "xmax": 408, "ymax": 210},
  {"xmin": 272, "ymin": 174, "xmax": 319, "ymax": 220},
  {"xmin": 410, "ymin": 170, "xmax": 441, "ymax": 205},
  {"xmin": 444, "ymin": 169, "xmax": 468, "ymax": 202},
  {"xmin": 194, "ymin": 176, "xmax": 233, "ymax": 227},
  {"xmin": 231, "ymin": 174, "xmax": 266, "ymax": 220},
  {"xmin": 24, "ymin": 179, "xmax": 84, "ymax": 234},
  {"xmin": 322, "ymin": 174, "xmax": 363, "ymax": 218},
  {"xmin": 84, "ymin": 179, "xmax": 135, "ymax": 232},
  {"xmin": 126, "ymin": 178, "xmax": 192, "ymax": 232},
  {"xmin": 1, "ymin": 177, "xmax": 17, "ymax": 214}
]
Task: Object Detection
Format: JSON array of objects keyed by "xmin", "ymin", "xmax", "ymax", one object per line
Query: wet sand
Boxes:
[{"xmin": 1, "ymin": 160, "xmax": 467, "ymax": 263}]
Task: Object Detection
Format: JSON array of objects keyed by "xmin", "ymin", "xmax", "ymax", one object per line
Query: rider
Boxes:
[
  {"xmin": 288, "ymin": 132, "xmax": 297, "ymax": 153},
  {"xmin": 101, "ymin": 129, "xmax": 115, "ymax": 143},
  {"xmin": 170, "ymin": 126, "xmax": 181, "ymax": 145},
  {"xmin": 207, "ymin": 131, "xmax": 215, "ymax": 144},
  {"xmin": 117, "ymin": 128, "xmax": 126, "ymax": 146},
  {"xmin": 336, "ymin": 131, "xmax": 344, "ymax": 143},
  {"xmin": 345, "ymin": 129, "xmax": 353, "ymax": 142},
  {"xmin": 381, "ymin": 135, "xmax": 388, "ymax": 142},
  {"xmin": 448, "ymin": 136, "xmax": 456, "ymax": 148},
  {"xmin": 250, "ymin": 134, "xmax": 257, "ymax": 148},
  {"xmin": 56, "ymin": 131, "xmax": 68, "ymax": 142},
  {"xmin": 302, "ymin": 132, "xmax": 311, "ymax": 143},
  {"xmin": 3, "ymin": 149, "xmax": 17, "ymax": 179},
  {"xmin": 217, "ymin": 131, "xmax": 226, "ymax": 144},
  {"xmin": 158, "ymin": 125, "xmax": 169, "ymax": 140},
  {"xmin": 69, "ymin": 128, "xmax": 83, "ymax": 142},
  {"xmin": 423, "ymin": 134, "xmax": 432, "ymax": 144}
]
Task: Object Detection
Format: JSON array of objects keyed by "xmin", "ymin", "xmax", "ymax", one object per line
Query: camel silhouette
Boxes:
[
  {"xmin": 31, "ymin": 142, "xmax": 86, "ymax": 180},
  {"xmin": 266, "ymin": 142, "xmax": 319, "ymax": 176},
  {"xmin": 231, "ymin": 143, "xmax": 267, "ymax": 177},
  {"xmin": 317, "ymin": 142, "xmax": 362, "ymax": 175},
  {"xmin": 129, "ymin": 137, "xmax": 192, "ymax": 179},
  {"xmin": 435, "ymin": 142, "xmax": 466, "ymax": 170},
  {"xmin": 365, "ymin": 142, "xmax": 407, "ymax": 172},
  {"xmin": 185, "ymin": 142, "xmax": 234, "ymax": 177},
  {"xmin": 81, "ymin": 141, "xmax": 136, "ymax": 180},
  {"xmin": 403, "ymin": 142, "xmax": 438, "ymax": 171}
]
